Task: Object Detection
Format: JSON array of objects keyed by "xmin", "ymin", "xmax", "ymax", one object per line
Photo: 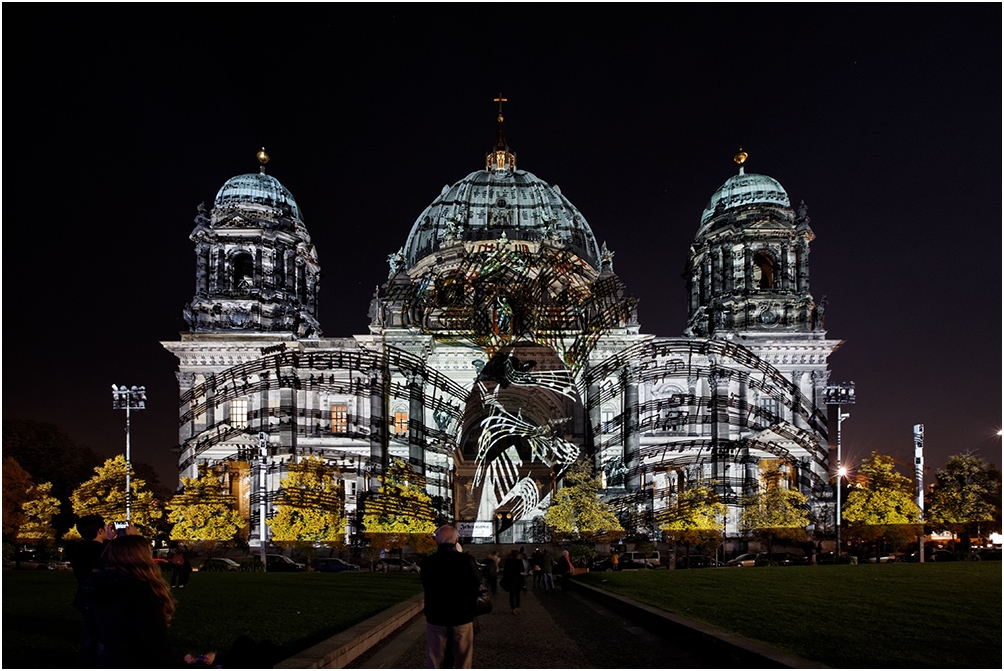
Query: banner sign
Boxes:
[{"xmin": 457, "ymin": 521, "xmax": 494, "ymax": 538}]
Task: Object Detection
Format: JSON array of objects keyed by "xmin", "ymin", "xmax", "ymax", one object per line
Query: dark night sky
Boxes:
[{"xmin": 4, "ymin": 5, "xmax": 1000, "ymax": 489}]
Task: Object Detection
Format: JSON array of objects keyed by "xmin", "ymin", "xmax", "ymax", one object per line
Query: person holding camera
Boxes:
[{"xmin": 168, "ymin": 542, "xmax": 193, "ymax": 589}]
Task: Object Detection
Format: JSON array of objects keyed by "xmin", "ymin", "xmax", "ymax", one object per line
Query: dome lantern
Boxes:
[{"xmin": 486, "ymin": 94, "xmax": 516, "ymax": 173}]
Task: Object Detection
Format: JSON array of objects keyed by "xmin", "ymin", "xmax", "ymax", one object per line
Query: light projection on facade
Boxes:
[{"xmin": 164, "ymin": 110, "xmax": 841, "ymax": 550}]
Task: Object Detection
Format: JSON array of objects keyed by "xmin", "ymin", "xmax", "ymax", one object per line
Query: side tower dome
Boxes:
[
  {"xmin": 183, "ymin": 149, "xmax": 322, "ymax": 337},
  {"xmin": 685, "ymin": 150, "xmax": 822, "ymax": 338}
]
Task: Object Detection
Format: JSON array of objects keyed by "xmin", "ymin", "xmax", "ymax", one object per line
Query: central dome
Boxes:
[
  {"xmin": 403, "ymin": 167, "xmax": 602, "ymax": 269},
  {"xmin": 214, "ymin": 172, "xmax": 303, "ymax": 221},
  {"xmin": 700, "ymin": 171, "xmax": 789, "ymax": 226}
]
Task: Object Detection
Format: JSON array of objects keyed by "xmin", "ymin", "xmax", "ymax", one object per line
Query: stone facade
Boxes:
[{"xmin": 162, "ymin": 131, "xmax": 840, "ymax": 548}]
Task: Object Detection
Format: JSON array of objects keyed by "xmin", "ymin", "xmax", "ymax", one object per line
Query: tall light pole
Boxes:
[
  {"xmin": 111, "ymin": 385, "xmax": 146, "ymax": 522},
  {"xmin": 258, "ymin": 431, "xmax": 269, "ymax": 567},
  {"xmin": 824, "ymin": 382, "xmax": 855, "ymax": 555}
]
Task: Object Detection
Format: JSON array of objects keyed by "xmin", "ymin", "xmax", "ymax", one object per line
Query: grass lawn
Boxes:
[
  {"xmin": 2, "ymin": 570, "xmax": 422, "ymax": 668},
  {"xmin": 578, "ymin": 562, "xmax": 1001, "ymax": 668}
]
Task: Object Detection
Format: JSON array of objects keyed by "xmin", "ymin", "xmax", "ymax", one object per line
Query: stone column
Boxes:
[
  {"xmin": 370, "ymin": 370, "xmax": 386, "ymax": 468},
  {"xmin": 737, "ymin": 372, "xmax": 749, "ymax": 430},
  {"xmin": 797, "ymin": 240, "xmax": 810, "ymax": 293},
  {"xmin": 407, "ymin": 370, "xmax": 425, "ymax": 476},
  {"xmin": 687, "ymin": 376, "xmax": 699, "ymax": 437},
  {"xmin": 710, "ymin": 366, "xmax": 730, "ymax": 483},
  {"xmin": 622, "ymin": 366, "xmax": 640, "ymax": 491},
  {"xmin": 587, "ymin": 370, "xmax": 602, "ymax": 471}
]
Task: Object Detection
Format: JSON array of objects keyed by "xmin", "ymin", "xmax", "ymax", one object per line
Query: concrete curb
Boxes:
[
  {"xmin": 274, "ymin": 593, "xmax": 424, "ymax": 669},
  {"xmin": 573, "ymin": 581, "xmax": 828, "ymax": 669}
]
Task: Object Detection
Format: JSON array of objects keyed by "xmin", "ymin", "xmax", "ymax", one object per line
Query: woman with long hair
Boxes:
[{"xmin": 82, "ymin": 534, "xmax": 177, "ymax": 667}]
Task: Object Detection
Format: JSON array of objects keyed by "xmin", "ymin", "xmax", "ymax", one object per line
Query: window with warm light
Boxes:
[
  {"xmin": 331, "ymin": 403, "xmax": 347, "ymax": 434},
  {"xmin": 231, "ymin": 398, "xmax": 248, "ymax": 428},
  {"xmin": 393, "ymin": 411, "xmax": 408, "ymax": 435}
]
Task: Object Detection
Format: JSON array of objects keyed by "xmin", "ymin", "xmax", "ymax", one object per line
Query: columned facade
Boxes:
[{"xmin": 163, "ymin": 129, "xmax": 840, "ymax": 550}]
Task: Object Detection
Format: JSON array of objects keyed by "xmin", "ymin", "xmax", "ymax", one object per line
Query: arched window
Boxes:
[
  {"xmin": 233, "ymin": 252, "xmax": 254, "ymax": 293},
  {"xmin": 753, "ymin": 251, "xmax": 774, "ymax": 290}
]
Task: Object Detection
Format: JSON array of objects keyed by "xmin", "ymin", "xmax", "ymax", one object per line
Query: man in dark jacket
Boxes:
[
  {"xmin": 66, "ymin": 514, "xmax": 107, "ymax": 667},
  {"xmin": 420, "ymin": 525, "xmax": 481, "ymax": 668}
]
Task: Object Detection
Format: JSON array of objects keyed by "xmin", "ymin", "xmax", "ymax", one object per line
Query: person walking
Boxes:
[
  {"xmin": 556, "ymin": 550, "xmax": 575, "ymax": 590},
  {"xmin": 81, "ymin": 534, "xmax": 178, "ymax": 668},
  {"xmin": 168, "ymin": 542, "xmax": 186, "ymax": 588},
  {"xmin": 502, "ymin": 549, "xmax": 526, "ymax": 614},
  {"xmin": 540, "ymin": 549, "xmax": 555, "ymax": 592},
  {"xmin": 483, "ymin": 551, "xmax": 499, "ymax": 595},
  {"xmin": 612, "ymin": 551, "xmax": 619, "ymax": 571},
  {"xmin": 420, "ymin": 525, "xmax": 481, "ymax": 669},
  {"xmin": 531, "ymin": 549, "xmax": 543, "ymax": 589}
]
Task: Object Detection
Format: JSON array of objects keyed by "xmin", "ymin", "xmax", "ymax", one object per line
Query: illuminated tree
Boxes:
[
  {"xmin": 363, "ymin": 458, "xmax": 437, "ymax": 558},
  {"xmin": 167, "ymin": 464, "xmax": 244, "ymax": 546},
  {"xmin": 545, "ymin": 458, "xmax": 623, "ymax": 543},
  {"xmin": 2, "ymin": 457, "xmax": 33, "ymax": 541},
  {"xmin": 927, "ymin": 454, "xmax": 1000, "ymax": 553},
  {"xmin": 70, "ymin": 455, "xmax": 163, "ymax": 533},
  {"xmin": 17, "ymin": 482, "xmax": 61, "ymax": 546},
  {"xmin": 267, "ymin": 456, "xmax": 347, "ymax": 550},
  {"xmin": 842, "ymin": 452, "xmax": 922, "ymax": 558},
  {"xmin": 658, "ymin": 483, "xmax": 727, "ymax": 557},
  {"xmin": 740, "ymin": 464, "xmax": 810, "ymax": 558}
]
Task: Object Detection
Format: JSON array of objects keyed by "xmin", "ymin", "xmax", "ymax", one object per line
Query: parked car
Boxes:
[
  {"xmin": 35, "ymin": 560, "xmax": 71, "ymax": 571},
  {"xmin": 592, "ymin": 557, "xmax": 615, "ymax": 571},
  {"xmin": 374, "ymin": 557, "xmax": 420, "ymax": 573},
  {"xmin": 199, "ymin": 558, "xmax": 240, "ymax": 572},
  {"xmin": 765, "ymin": 552, "xmax": 807, "ymax": 566},
  {"xmin": 315, "ymin": 558, "xmax": 360, "ymax": 573},
  {"xmin": 724, "ymin": 553, "xmax": 761, "ymax": 567},
  {"xmin": 620, "ymin": 551, "xmax": 661, "ymax": 568},
  {"xmin": 678, "ymin": 554, "xmax": 719, "ymax": 569},
  {"xmin": 266, "ymin": 554, "xmax": 306, "ymax": 572}
]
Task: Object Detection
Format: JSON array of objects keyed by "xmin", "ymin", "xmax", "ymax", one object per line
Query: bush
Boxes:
[
  {"xmin": 569, "ymin": 544, "xmax": 596, "ymax": 566},
  {"xmin": 239, "ymin": 557, "xmax": 265, "ymax": 573}
]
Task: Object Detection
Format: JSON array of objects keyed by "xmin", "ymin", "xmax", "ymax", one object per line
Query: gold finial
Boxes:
[
  {"xmin": 734, "ymin": 147, "xmax": 748, "ymax": 166},
  {"xmin": 257, "ymin": 147, "xmax": 270, "ymax": 165},
  {"xmin": 494, "ymin": 94, "xmax": 507, "ymax": 121}
]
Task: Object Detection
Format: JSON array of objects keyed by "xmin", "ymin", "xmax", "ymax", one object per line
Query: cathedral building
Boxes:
[{"xmin": 162, "ymin": 112, "xmax": 840, "ymax": 550}]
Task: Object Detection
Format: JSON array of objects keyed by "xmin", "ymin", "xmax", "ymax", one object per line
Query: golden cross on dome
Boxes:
[{"xmin": 493, "ymin": 94, "xmax": 507, "ymax": 116}]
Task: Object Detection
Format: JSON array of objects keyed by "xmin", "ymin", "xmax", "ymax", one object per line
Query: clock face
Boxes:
[{"xmin": 759, "ymin": 309, "xmax": 777, "ymax": 325}]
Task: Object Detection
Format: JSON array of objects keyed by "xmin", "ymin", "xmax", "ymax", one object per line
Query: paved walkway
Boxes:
[{"xmin": 347, "ymin": 583, "xmax": 710, "ymax": 668}]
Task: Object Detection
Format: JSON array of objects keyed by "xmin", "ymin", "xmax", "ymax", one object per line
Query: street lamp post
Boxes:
[
  {"xmin": 111, "ymin": 385, "xmax": 146, "ymax": 522},
  {"xmin": 824, "ymin": 382, "xmax": 855, "ymax": 555}
]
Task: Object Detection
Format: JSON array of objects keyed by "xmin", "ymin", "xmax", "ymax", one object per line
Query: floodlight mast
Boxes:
[
  {"xmin": 824, "ymin": 382, "xmax": 855, "ymax": 556},
  {"xmin": 111, "ymin": 385, "xmax": 146, "ymax": 522}
]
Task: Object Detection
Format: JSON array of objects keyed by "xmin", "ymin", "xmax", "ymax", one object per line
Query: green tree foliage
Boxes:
[
  {"xmin": 3, "ymin": 420, "xmax": 103, "ymax": 531},
  {"xmin": 740, "ymin": 464, "xmax": 810, "ymax": 556},
  {"xmin": 842, "ymin": 452, "xmax": 922, "ymax": 555},
  {"xmin": 3, "ymin": 457, "xmax": 33, "ymax": 540},
  {"xmin": 167, "ymin": 464, "xmax": 244, "ymax": 545},
  {"xmin": 2, "ymin": 419, "xmax": 102, "ymax": 501},
  {"xmin": 927, "ymin": 454, "xmax": 1000, "ymax": 551},
  {"xmin": 544, "ymin": 458, "xmax": 623, "ymax": 543},
  {"xmin": 363, "ymin": 458, "xmax": 437, "ymax": 554},
  {"xmin": 17, "ymin": 482, "xmax": 61, "ymax": 545},
  {"xmin": 70, "ymin": 455, "xmax": 163, "ymax": 534},
  {"xmin": 658, "ymin": 483, "xmax": 727, "ymax": 550},
  {"xmin": 267, "ymin": 456, "xmax": 347, "ymax": 549}
]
